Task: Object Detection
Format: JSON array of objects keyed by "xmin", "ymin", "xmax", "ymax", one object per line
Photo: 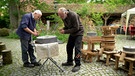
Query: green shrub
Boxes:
[
  {"xmin": 0, "ymin": 28, "xmax": 9, "ymax": 36},
  {"xmin": 7, "ymin": 31, "xmax": 19, "ymax": 39}
]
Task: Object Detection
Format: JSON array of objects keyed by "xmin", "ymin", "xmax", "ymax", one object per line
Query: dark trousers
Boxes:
[
  {"xmin": 20, "ymin": 38, "xmax": 36, "ymax": 63},
  {"xmin": 66, "ymin": 35, "xmax": 82, "ymax": 66}
]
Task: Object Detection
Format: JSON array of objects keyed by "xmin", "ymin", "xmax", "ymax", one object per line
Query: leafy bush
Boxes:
[
  {"xmin": 7, "ymin": 31, "xmax": 19, "ymax": 39},
  {"xmin": 0, "ymin": 28, "xmax": 9, "ymax": 36},
  {"xmin": 0, "ymin": 9, "xmax": 10, "ymax": 28}
]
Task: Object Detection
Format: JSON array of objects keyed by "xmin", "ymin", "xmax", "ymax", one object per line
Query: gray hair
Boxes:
[
  {"xmin": 58, "ymin": 7, "xmax": 68, "ymax": 14},
  {"xmin": 34, "ymin": 10, "xmax": 42, "ymax": 15}
]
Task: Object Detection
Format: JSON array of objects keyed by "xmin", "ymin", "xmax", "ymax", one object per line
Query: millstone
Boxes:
[
  {"xmin": 123, "ymin": 46, "xmax": 135, "ymax": 52},
  {"xmin": 87, "ymin": 32, "xmax": 97, "ymax": 36},
  {"xmin": 35, "ymin": 35, "xmax": 57, "ymax": 44}
]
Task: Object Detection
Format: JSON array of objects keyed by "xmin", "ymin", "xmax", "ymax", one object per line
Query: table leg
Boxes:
[
  {"xmin": 115, "ymin": 56, "xmax": 119, "ymax": 70},
  {"xmin": 128, "ymin": 61, "xmax": 133, "ymax": 76},
  {"xmin": 106, "ymin": 54, "xmax": 110, "ymax": 66}
]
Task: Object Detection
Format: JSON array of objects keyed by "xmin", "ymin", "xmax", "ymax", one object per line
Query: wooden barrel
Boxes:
[
  {"xmin": 2, "ymin": 50, "xmax": 12, "ymax": 65},
  {"xmin": 101, "ymin": 41, "xmax": 115, "ymax": 47},
  {"xmin": 104, "ymin": 46, "xmax": 115, "ymax": 51},
  {"xmin": 0, "ymin": 43, "xmax": 6, "ymax": 55},
  {"xmin": 102, "ymin": 35, "xmax": 115, "ymax": 41}
]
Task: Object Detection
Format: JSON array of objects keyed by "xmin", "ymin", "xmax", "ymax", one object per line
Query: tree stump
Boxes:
[
  {"xmin": 2, "ymin": 50, "xmax": 12, "ymax": 65},
  {"xmin": 0, "ymin": 43, "xmax": 6, "ymax": 55}
]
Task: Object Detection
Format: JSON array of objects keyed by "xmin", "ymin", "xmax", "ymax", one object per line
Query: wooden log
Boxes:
[
  {"xmin": 2, "ymin": 50, "xmax": 12, "ymax": 65},
  {"xmin": 0, "ymin": 43, "xmax": 6, "ymax": 55}
]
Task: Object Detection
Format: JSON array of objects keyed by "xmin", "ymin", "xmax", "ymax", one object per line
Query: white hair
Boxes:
[
  {"xmin": 34, "ymin": 10, "xmax": 42, "ymax": 15},
  {"xmin": 58, "ymin": 7, "xmax": 68, "ymax": 14}
]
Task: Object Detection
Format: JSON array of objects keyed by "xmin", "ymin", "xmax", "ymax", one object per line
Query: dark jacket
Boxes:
[
  {"xmin": 62, "ymin": 10, "xmax": 84, "ymax": 36},
  {"xmin": 16, "ymin": 13, "xmax": 36, "ymax": 40}
]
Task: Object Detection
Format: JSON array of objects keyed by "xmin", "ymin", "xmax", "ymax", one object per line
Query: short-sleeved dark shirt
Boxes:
[
  {"xmin": 16, "ymin": 13, "xmax": 36, "ymax": 40},
  {"xmin": 62, "ymin": 10, "xmax": 84, "ymax": 36}
]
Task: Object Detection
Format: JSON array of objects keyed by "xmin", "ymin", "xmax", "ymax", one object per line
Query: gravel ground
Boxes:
[{"xmin": 0, "ymin": 35, "xmax": 135, "ymax": 76}]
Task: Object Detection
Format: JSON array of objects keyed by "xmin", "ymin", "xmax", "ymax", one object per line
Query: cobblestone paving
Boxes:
[{"xmin": 0, "ymin": 35, "xmax": 135, "ymax": 76}]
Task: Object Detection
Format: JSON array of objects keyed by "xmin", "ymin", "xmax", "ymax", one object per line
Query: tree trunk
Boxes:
[
  {"xmin": 9, "ymin": 0, "xmax": 18, "ymax": 29},
  {"xmin": 102, "ymin": 14, "xmax": 110, "ymax": 26}
]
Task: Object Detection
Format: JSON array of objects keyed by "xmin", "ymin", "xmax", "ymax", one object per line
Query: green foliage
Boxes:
[
  {"xmin": 66, "ymin": 0, "xmax": 86, "ymax": 3},
  {"xmin": 0, "ymin": 14, "xmax": 10, "ymax": 28},
  {"xmin": 0, "ymin": 0, "xmax": 10, "ymax": 28},
  {"xmin": 104, "ymin": 0, "xmax": 134, "ymax": 5},
  {"xmin": 47, "ymin": 14, "xmax": 62, "ymax": 23},
  {"xmin": 91, "ymin": 12, "xmax": 103, "ymax": 26},
  {"xmin": 7, "ymin": 31, "xmax": 19, "ymax": 39},
  {"xmin": 133, "ymin": 0, "xmax": 135, "ymax": 3},
  {"xmin": 35, "ymin": 20, "xmax": 68, "ymax": 43},
  {"xmin": 0, "ymin": 28, "xmax": 9, "ymax": 36},
  {"xmin": 46, "ymin": 14, "xmax": 63, "ymax": 29},
  {"xmin": 32, "ymin": 1, "xmax": 50, "ymax": 12},
  {"xmin": 76, "ymin": 3, "xmax": 103, "ymax": 36},
  {"xmin": 77, "ymin": 4, "xmax": 90, "ymax": 16}
]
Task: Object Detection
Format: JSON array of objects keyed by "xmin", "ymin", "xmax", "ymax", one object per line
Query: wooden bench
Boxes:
[
  {"xmin": 124, "ymin": 57, "xmax": 135, "ymax": 76},
  {"xmin": 81, "ymin": 49, "xmax": 98, "ymax": 62},
  {"xmin": 102, "ymin": 51, "xmax": 117, "ymax": 66},
  {"xmin": 81, "ymin": 36, "xmax": 101, "ymax": 62},
  {"xmin": 114, "ymin": 53, "xmax": 135, "ymax": 76}
]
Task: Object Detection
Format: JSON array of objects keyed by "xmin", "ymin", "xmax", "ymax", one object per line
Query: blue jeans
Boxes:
[
  {"xmin": 66, "ymin": 35, "xmax": 83, "ymax": 66},
  {"xmin": 20, "ymin": 38, "xmax": 36, "ymax": 63}
]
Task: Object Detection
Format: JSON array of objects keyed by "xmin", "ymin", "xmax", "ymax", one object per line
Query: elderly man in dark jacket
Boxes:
[
  {"xmin": 16, "ymin": 10, "xmax": 42, "ymax": 68},
  {"xmin": 58, "ymin": 7, "xmax": 84, "ymax": 72}
]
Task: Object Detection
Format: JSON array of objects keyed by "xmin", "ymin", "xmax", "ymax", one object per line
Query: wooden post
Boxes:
[
  {"xmin": 2, "ymin": 50, "xmax": 12, "ymax": 65},
  {"xmin": 0, "ymin": 43, "xmax": 6, "ymax": 55},
  {"xmin": 114, "ymin": 54, "xmax": 120, "ymax": 70}
]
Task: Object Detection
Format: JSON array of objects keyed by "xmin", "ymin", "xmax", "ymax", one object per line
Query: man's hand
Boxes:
[
  {"xmin": 33, "ymin": 31, "xmax": 39, "ymax": 36},
  {"xmin": 24, "ymin": 27, "xmax": 39, "ymax": 36},
  {"xmin": 59, "ymin": 29, "xmax": 65, "ymax": 34}
]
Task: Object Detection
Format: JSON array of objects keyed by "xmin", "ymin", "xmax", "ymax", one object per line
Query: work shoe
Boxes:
[
  {"xmin": 23, "ymin": 62, "xmax": 34, "ymax": 68},
  {"xmin": 31, "ymin": 62, "xmax": 41, "ymax": 66},
  {"xmin": 72, "ymin": 65, "xmax": 80, "ymax": 72},
  {"xmin": 62, "ymin": 62, "xmax": 73, "ymax": 66}
]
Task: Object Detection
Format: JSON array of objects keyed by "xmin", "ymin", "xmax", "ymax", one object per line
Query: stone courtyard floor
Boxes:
[{"xmin": 0, "ymin": 35, "xmax": 135, "ymax": 76}]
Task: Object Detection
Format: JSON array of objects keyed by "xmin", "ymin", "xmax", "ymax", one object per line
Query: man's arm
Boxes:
[{"xmin": 24, "ymin": 27, "xmax": 38, "ymax": 36}]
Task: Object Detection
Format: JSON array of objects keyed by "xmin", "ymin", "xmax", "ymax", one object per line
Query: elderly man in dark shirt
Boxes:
[
  {"xmin": 16, "ymin": 10, "xmax": 42, "ymax": 68},
  {"xmin": 58, "ymin": 7, "xmax": 84, "ymax": 72}
]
